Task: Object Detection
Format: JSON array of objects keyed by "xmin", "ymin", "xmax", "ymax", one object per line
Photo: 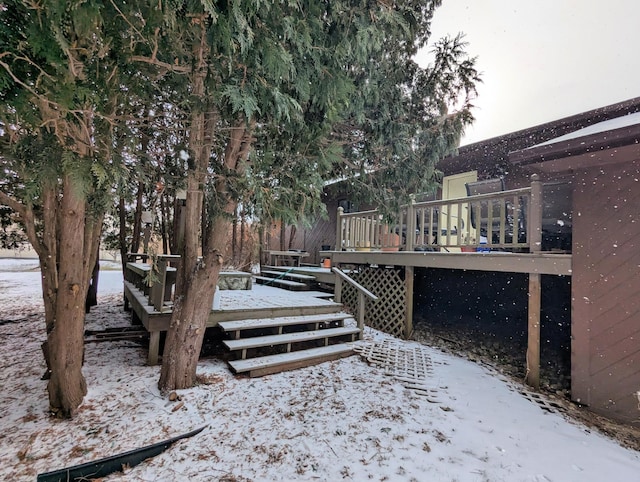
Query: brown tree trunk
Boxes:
[
  {"xmin": 130, "ymin": 181, "xmax": 144, "ymax": 253},
  {"xmin": 160, "ymin": 192, "xmax": 170, "ymax": 254},
  {"xmin": 288, "ymin": 225, "xmax": 297, "ymax": 250},
  {"xmin": 240, "ymin": 214, "xmax": 247, "ymax": 270},
  {"xmin": 158, "ymin": 20, "xmax": 253, "ymax": 391},
  {"xmin": 232, "ymin": 207, "xmax": 238, "ymax": 264},
  {"xmin": 118, "ymin": 195, "xmax": 128, "ymax": 273},
  {"xmin": 85, "ymin": 255, "xmax": 99, "ymax": 313},
  {"xmin": 159, "ymin": 26, "xmax": 215, "ymax": 390},
  {"xmin": 46, "ymin": 174, "xmax": 93, "ymax": 417}
]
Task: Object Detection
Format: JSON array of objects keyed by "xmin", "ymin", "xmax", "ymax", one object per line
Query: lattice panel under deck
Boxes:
[{"xmin": 341, "ymin": 266, "xmax": 406, "ymax": 338}]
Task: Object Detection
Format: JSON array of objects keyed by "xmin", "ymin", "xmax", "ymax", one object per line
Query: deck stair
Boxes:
[
  {"xmin": 219, "ymin": 311, "xmax": 359, "ymax": 377},
  {"xmin": 254, "ymin": 266, "xmax": 332, "ymax": 291},
  {"xmin": 254, "ymin": 266, "xmax": 322, "ymax": 291}
]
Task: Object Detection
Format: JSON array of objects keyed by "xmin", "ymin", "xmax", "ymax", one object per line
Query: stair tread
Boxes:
[
  {"xmin": 254, "ymin": 276, "xmax": 309, "ymax": 289},
  {"xmin": 224, "ymin": 326, "xmax": 360, "ymax": 351},
  {"xmin": 219, "ymin": 312, "xmax": 353, "ymax": 332},
  {"xmin": 260, "ymin": 270, "xmax": 316, "ymax": 281},
  {"xmin": 303, "ymin": 291, "xmax": 334, "ymax": 299},
  {"xmin": 229, "ymin": 344, "xmax": 354, "ymax": 373}
]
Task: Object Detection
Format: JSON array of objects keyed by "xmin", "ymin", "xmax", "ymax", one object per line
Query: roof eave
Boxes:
[{"xmin": 508, "ymin": 124, "xmax": 640, "ymax": 172}]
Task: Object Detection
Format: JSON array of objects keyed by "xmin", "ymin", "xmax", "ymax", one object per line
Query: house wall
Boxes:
[
  {"xmin": 571, "ymin": 159, "xmax": 640, "ymax": 425},
  {"xmin": 264, "ymin": 196, "xmax": 338, "ymax": 265}
]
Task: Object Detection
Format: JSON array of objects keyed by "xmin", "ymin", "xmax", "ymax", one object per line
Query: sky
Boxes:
[{"xmin": 416, "ymin": 0, "xmax": 640, "ymax": 146}]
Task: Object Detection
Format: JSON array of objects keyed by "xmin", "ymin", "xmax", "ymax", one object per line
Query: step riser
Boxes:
[{"xmin": 214, "ymin": 304, "xmax": 343, "ymax": 324}]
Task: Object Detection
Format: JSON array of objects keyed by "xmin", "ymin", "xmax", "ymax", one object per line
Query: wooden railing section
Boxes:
[
  {"xmin": 125, "ymin": 254, "xmax": 181, "ymax": 313},
  {"xmin": 337, "ymin": 175, "xmax": 544, "ymax": 253}
]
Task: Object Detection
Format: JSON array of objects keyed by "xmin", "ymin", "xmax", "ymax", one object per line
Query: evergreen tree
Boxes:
[
  {"xmin": 112, "ymin": 0, "xmax": 478, "ymax": 390},
  {"xmin": 0, "ymin": 0, "xmax": 126, "ymax": 417}
]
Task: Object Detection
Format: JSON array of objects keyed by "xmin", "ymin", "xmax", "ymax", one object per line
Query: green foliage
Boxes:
[{"xmin": 1, "ymin": 0, "xmax": 479, "ymax": 250}]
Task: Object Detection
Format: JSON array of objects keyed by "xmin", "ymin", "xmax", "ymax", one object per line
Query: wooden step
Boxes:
[
  {"xmin": 260, "ymin": 270, "xmax": 317, "ymax": 282},
  {"xmin": 228, "ymin": 344, "xmax": 355, "ymax": 377},
  {"xmin": 218, "ymin": 312, "xmax": 353, "ymax": 336},
  {"xmin": 223, "ymin": 326, "xmax": 360, "ymax": 352},
  {"xmin": 302, "ymin": 290, "xmax": 334, "ymax": 299},
  {"xmin": 254, "ymin": 276, "xmax": 309, "ymax": 291}
]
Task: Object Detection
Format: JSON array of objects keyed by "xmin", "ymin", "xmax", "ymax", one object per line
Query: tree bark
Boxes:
[
  {"xmin": 158, "ymin": 20, "xmax": 253, "ymax": 391},
  {"xmin": 46, "ymin": 174, "xmax": 90, "ymax": 417},
  {"xmin": 159, "ymin": 24, "xmax": 216, "ymax": 390},
  {"xmin": 130, "ymin": 181, "xmax": 144, "ymax": 253},
  {"xmin": 118, "ymin": 195, "xmax": 128, "ymax": 273}
]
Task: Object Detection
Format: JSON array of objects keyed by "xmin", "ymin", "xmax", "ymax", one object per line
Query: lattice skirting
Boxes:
[
  {"xmin": 340, "ymin": 266, "xmax": 407, "ymax": 338},
  {"xmin": 354, "ymin": 339, "xmax": 440, "ymax": 402}
]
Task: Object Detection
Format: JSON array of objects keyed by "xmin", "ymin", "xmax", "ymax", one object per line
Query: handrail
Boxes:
[
  {"xmin": 332, "ymin": 268, "xmax": 378, "ymax": 301},
  {"xmin": 332, "ymin": 267, "xmax": 378, "ymax": 338}
]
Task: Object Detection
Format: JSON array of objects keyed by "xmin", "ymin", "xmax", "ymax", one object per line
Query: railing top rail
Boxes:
[
  {"xmin": 337, "ymin": 188, "xmax": 533, "ymax": 220},
  {"xmin": 340, "ymin": 209, "xmax": 380, "ymax": 218},
  {"xmin": 411, "ymin": 187, "xmax": 532, "ymax": 209},
  {"xmin": 332, "ymin": 267, "xmax": 378, "ymax": 301}
]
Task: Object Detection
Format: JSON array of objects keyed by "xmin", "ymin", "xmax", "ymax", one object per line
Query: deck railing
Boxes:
[{"xmin": 337, "ymin": 175, "xmax": 545, "ymax": 253}]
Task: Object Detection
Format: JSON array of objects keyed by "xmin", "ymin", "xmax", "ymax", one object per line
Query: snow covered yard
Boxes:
[{"xmin": 1, "ymin": 259, "xmax": 640, "ymax": 481}]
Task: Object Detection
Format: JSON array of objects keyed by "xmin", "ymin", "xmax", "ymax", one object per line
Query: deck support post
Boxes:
[
  {"xmin": 406, "ymin": 195, "xmax": 416, "ymax": 251},
  {"xmin": 404, "ymin": 266, "xmax": 414, "ymax": 339},
  {"xmin": 357, "ymin": 292, "xmax": 365, "ymax": 340},
  {"xmin": 148, "ymin": 331, "xmax": 160, "ymax": 366},
  {"xmin": 336, "ymin": 207, "xmax": 344, "ymax": 252},
  {"xmin": 526, "ymin": 272, "xmax": 541, "ymax": 389},
  {"xmin": 529, "ymin": 174, "xmax": 543, "ymax": 252},
  {"xmin": 334, "ymin": 270, "xmax": 343, "ymax": 303}
]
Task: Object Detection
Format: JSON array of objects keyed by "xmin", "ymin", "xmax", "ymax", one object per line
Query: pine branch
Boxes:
[
  {"xmin": 0, "ymin": 191, "xmax": 26, "ymax": 218},
  {"xmin": 130, "ymin": 56, "xmax": 192, "ymax": 74}
]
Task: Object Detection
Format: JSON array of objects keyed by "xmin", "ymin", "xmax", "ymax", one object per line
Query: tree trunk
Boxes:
[
  {"xmin": 240, "ymin": 214, "xmax": 247, "ymax": 270},
  {"xmin": 85, "ymin": 254, "xmax": 99, "ymax": 313},
  {"xmin": 159, "ymin": 27, "xmax": 215, "ymax": 390},
  {"xmin": 46, "ymin": 174, "xmax": 92, "ymax": 417},
  {"xmin": 160, "ymin": 192, "xmax": 169, "ymax": 255},
  {"xmin": 288, "ymin": 225, "xmax": 297, "ymax": 250},
  {"xmin": 232, "ymin": 207, "xmax": 238, "ymax": 264},
  {"xmin": 130, "ymin": 181, "xmax": 144, "ymax": 253},
  {"xmin": 159, "ymin": 22, "xmax": 253, "ymax": 391},
  {"xmin": 118, "ymin": 195, "xmax": 128, "ymax": 273}
]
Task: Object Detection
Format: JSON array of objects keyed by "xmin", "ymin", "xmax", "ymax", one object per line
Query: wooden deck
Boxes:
[
  {"xmin": 124, "ymin": 281, "xmax": 344, "ymax": 365},
  {"xmin": 325, "ymin": 249, "xmax": 572, "ymax": 391},
  {"xmin": 329, "ymin": 250, "xmax": 572, "ymax": 276}
]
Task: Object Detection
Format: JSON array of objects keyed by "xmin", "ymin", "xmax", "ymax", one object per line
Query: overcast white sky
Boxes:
[{"xmin": 416, "ymin": 0, "xmax": 640, "ymax": 146}]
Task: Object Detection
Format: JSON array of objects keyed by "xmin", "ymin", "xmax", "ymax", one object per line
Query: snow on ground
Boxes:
[{"xmin": 1, "ymin": 260, "xmax": 640, "ymax": 481}]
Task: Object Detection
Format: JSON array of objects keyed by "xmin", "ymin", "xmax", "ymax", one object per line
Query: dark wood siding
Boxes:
[{"xmin": 572, "ymin": 160, "xmax": 640, "ymax": 424}]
